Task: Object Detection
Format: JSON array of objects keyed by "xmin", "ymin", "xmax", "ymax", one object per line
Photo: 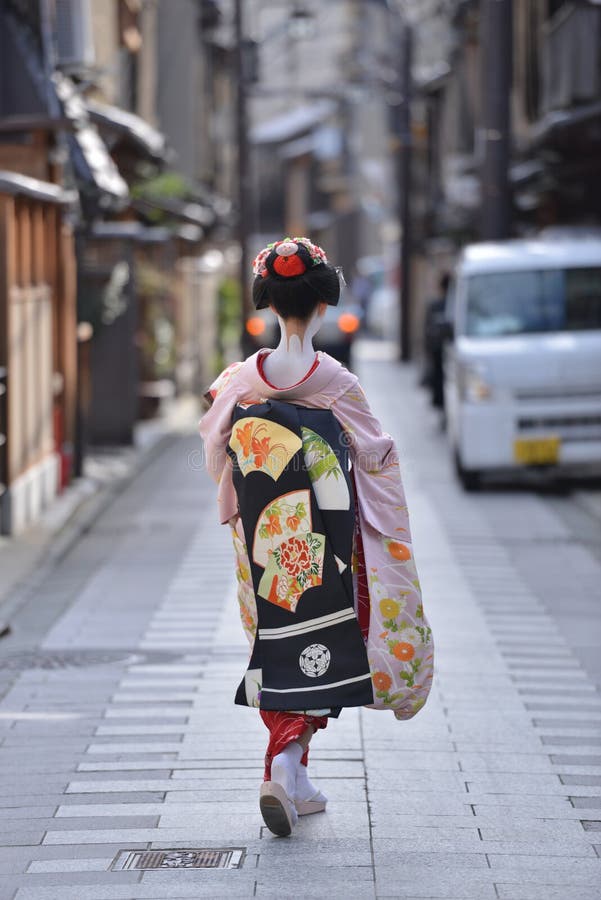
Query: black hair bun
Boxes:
[{"xmin": 252, "ymin": 237, "xmax": 340, "ymax": 313}]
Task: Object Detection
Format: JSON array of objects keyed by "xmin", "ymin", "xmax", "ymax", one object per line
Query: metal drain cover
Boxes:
[{"xmin": 111, "ymin": 848, "xmax": 245, "ymax": 870}]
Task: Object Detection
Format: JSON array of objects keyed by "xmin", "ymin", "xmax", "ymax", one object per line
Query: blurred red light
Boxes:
[
  {"xmin": 338, "ymin": 312, "xmax": 360, "ymax": 334},
  {"xmin": 246, "ymin": 316, "xmax": 266, "ymax": 336}
]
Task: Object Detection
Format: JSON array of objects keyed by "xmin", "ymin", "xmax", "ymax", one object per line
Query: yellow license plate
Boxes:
[{"xmin": 513, "ymin": 436, "xmax": 561, "ymax": 465}]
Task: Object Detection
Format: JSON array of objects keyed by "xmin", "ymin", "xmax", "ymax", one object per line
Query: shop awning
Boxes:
[
  {"xmin": 250, "ymin": 100, "xmax": 337, "ymax": 144},
  {"xmin": 86, "ymin": 100, "xmax": 169, "ymax": 162},
  {"xmin": 0, "ymin": 170, "xmax": 77, "ymax": 205},
  {"xmin": 89, "ymin": 221, "xmax": 171, "ymax": 243},
  {"xmin": 532, "ymin": 99, "xmax": 601, "ymax": 149},
  {"xmin": 131, "ymin": 195, "xmax": 216, "ymax": 229},
  {"xmin": 53, "ymin": 73, "xmax": 129, "ymax": 208}
]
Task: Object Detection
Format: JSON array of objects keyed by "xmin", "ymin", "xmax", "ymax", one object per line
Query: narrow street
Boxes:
[{"xmin": 0, "ymin": 344, "xmax": 600, "ymax": 900}]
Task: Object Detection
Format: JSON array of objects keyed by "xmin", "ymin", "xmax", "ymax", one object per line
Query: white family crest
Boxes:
[{"xmin": 299, "ymin": 643, "xmax": 331, "ymax": 678}]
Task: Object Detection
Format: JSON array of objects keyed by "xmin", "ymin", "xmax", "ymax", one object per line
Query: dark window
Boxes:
[
  {"xmin": 465, "ymin": 268, "xmax": 601, "ymax": 337},
  {"xmin": 565, "ymin": 268, "xmax": 601, "ymax": 330}
]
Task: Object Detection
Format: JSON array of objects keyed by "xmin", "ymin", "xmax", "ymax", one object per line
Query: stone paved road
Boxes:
[{"xmin": 0, "ymin": 344, "xmax": 600, "ymax": 899}]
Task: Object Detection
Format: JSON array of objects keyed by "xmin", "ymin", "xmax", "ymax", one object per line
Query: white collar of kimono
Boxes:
[{"xmin": 244, "ymin": 349, "xmax": 347, "ymax": 400}]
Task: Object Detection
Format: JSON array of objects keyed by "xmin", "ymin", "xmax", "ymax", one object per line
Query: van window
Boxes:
[{"xmin": 465, "ymin": 268, "xmax": 601, "ymax": 336}]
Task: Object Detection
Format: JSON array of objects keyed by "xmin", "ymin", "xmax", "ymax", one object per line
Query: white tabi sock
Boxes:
[
  {"xmin": 271, "ymin": 741, "xmax": 303, "ymax": 799},
  {"xmin": 295, "ymin": 763, "xmax": 328, "ymax": 803}
]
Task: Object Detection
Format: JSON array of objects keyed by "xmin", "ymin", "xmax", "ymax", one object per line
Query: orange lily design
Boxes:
[
  {"xmin": 235, "ymin": 421, "xmax": 255, "ymax": 457},
  {"xmin": 252, "ymin": 434, "xmax": 272, "ymax": 468}
]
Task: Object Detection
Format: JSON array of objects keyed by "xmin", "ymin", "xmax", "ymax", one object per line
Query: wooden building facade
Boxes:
[{"xmin": 0, "ymin": 173, "xmax": 77, "ymax": 535}]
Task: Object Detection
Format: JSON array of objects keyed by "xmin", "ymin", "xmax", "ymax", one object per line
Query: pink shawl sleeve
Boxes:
[
  {"xmin": 332, "ymin": 380, "xmax": 434, "ymax": 719},
  {"xmin": 331, "ymin": 381, "xmax": 411, "ymax": 539},
  {"xmin": 198, "ymin": 362, "xmax": 244, "ymax": 523}
]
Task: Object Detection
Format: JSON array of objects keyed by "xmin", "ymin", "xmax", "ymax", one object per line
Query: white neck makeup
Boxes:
[{"xmin": 261, "ymin": 304, "xmax": 326, "ymax": 389}]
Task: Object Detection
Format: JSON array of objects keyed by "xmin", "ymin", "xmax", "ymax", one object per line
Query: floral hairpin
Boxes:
[
  {"xmin": 252, "ymin": 236, "xmax": 328, "ymax": 278},
  {"xmin": 292, "ymin": 237, "xmax": 328, "ymax": 266},
  {"xmin": 252, "ymin": 246, "xmax": 272, "ymax": 278}
]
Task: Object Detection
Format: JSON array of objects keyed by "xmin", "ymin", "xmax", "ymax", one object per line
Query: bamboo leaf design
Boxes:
[{"xmin": 301, "ymin": 427, "xmax": 342, "ymax": 483}]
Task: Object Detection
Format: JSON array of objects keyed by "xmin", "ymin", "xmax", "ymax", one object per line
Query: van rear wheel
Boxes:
[{"xmin": 454, "ymin": 452, "xmax": 482, "ymax": 492}]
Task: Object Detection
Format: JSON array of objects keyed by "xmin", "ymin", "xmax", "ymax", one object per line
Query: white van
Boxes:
[{"xmin": 444, "ymin": 237, "xmax": 601, "ymax": 489}]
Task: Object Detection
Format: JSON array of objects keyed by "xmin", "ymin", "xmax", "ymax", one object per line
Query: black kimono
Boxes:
[{"xmin": 227, "ymin": 399, "xmax": 373, "ymax": 712}]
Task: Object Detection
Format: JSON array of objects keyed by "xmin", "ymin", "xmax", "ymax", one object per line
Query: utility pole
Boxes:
[
  {"xmin": 479, "ymin": 0, "xmax": 513, "ymax": 240},
  {"xmin": 233, "ymin": 0, "xmax": 253, "ymax": 355},
  {"xmin": 398, "ymin": 21, "xmax": 413, "ymax": 362}
]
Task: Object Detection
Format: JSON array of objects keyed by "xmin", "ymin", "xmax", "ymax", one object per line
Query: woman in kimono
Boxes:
[{"xmin": 200, "ymin": 237, "xmax": 433, "ymax": 837}]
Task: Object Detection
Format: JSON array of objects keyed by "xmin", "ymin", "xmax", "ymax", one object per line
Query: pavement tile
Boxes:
[
  {"xmin": 368, "ymin": 796, "xmax": 473, "ymax": 816},
  {"xmin": 15, "ymin": 871, "xmax": 141, "ymax": 888},
  {"xmin": 560, "ymin": 775, "xmax": 601, "ymax": 786},
  {"xmin": 494, "ymin": 886, "xmax": 601, "ymax": 900},
  {"xmin": 525, "ymin": 702, "xmax": 601, "ymax": 712},
  {"xmin": 0, "ymin": 808, "xmax": 57, "ymax": 820},
  {"xmin": 517, "ymin": 688, "xmax": 599, "ymax": 697},
  {"xmin": 39, "ymin": 815, "xmax": 161, "ymax": 831},
  {"xmin": 14, "ymin": 886, "xmax": 255, "ymax": 899},
  {"xmin": 56, "ymin": 801, "xmax": 256, "ymax": 817},
  {"xmin": 85, "ymin": 741, "xmax": 184, "ymax": 754},
  {"xmin": 372, "ymin": 830, "xmax": 482, "ymax": 852},
  {"xmin": 0, "ymin": 844, "xmax": 148, "ymax": 875},
  {"xmin": 551, "ymin": 754, "xmax": 601, "ymax": 766},
  {"xmin": 0, "ymin": 764, "xmax": 77, "ymax": 776},
  {"xmin": 94, "ymin": 725, "xmax": 187, "ymax": 735},
  {"xmin": 255, "ymin": 840, "xmax": 372, "ymax": 869},
  {"xmin": 43, "ymin": 826, "xmax": 260, "ymax": 844},
  {"xmin": 478, "ymin": 839, "xmax": 596, "ymax": 857},
  {"xmin": 464, "ymin": 773, "xmax": 565, "ymax": 794},
  {"xmin": 451, "ymin": 739, "xmax": 550, "ymax": 752},
  {"xmin": 0, "ymin": 831, "xmax": 46, "ymax": 848},
  {"xmin": 459, "ymin": 752, "xmax": 555, "ymax": 773},
  {"xmin": 58, "ymin": 791, "xmax": 165, "ymax": 806},
  {"xmin": 373, "ymin": 870, "xmax": 498, "ymax": 899},
  {"xmin": 67, "ymin": 776, "xmax": 259, "ymax": 794},
  {"xmin": 70, "ymin": 769, "xmax": 175, "ymax": 780},
  {"xmin": 469, "ymin": 797, "xmax": 580, "ymax": 816},
  {"xmin": 374, "ymin": 851, "xmax": 489, "ymax": 870},
  {"xmin": 486, "ymin": 855, "xmax": 601, "ymax": 883},
  {"xmin": 367, "ymin": 772, "xmax": 468, "ymax": 792},
  {"xmin": 153, "ymin": 811, "xmax": 266, "ymax": 831},
  {"xmin": 257, "ymin": 882, "xmax": 375, "ymax": 899},
  {"xmin": 570, "ymin": 797, "xmax": 601, "ymax": 808},
  {"xmin": 277, "ymin": 809, "xmax": 371, "ymax": 839},
  {"xmin": 533, "ymin": 719, "xmax": 601, "ymax": 729},
  {"xmin": 26, "ymin": 858, "xmax": 113, "ymax": 872},
  {"xmin": 542, "ymin": 736, "xmax": 601, "ymax": 746},
  {"xmin": 110, "ymin": 692, "xmax": 199, "ymax": 702}
]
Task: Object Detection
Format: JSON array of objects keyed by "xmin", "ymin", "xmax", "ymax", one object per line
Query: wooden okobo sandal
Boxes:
[
  {"xmin": 259, "ymin": 781, "xmax": 298, "ymax": 836},
  {"xmin": 294, "ymin": 790, "xmax": 327, "ymax": 816}
]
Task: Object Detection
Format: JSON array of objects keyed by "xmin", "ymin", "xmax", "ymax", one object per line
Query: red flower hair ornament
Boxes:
[
  {"xmin": 251, "ymin": 236, "xmax": 342, "ymax": 309},
  {"xmin": 252, "ymin": 237, "xmax": 328, "ymax": 279}
]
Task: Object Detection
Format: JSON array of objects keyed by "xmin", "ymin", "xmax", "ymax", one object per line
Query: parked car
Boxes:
[
  {"xmin": 444, "ymin": 237, "xmax": 601, "ymax": 489},
  {"xmin": 359, "ymin": 254, "xmax": 399, "ymax": 339},
  {"xmin": 246, "ymin": 289, "xmax": 362, "ymax": 367},
  {"xmin": 365, "ymin": 283, "xmax": 399, "ymax": 339}
]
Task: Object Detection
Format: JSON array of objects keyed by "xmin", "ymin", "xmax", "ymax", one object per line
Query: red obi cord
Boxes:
[{"xmin": 260, "ymin": 710, "xmax": 329, "ymax": 781}]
